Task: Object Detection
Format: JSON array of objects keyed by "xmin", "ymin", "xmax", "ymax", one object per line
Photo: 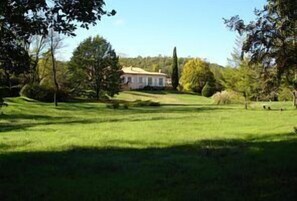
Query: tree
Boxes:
[
  {"xmin": 171, "ymin": 47, "xmax": 179, "ymax": 90},
  {"xmin": 0, "ymin": 0, "xmax": 115, "ymax": 96},
  {"xmin": 27, "ymin": 36, "xmax": 48, "ymax": 84},
  {"xmin": 69, "ymin": 36, "xmax": 122, "ymax": 100},
  {"xmin": 180, "ymin": 59, "xmax": 215, "ymax": 93},
  {"xmin": 224, "ymin": 0, "xmax": 297, "ymax": 106},
  {"xmin": 49, "ymin": 30, "xmax": 64, "ymax": 106},
  {"xmin": 119, "ymin": 56, "xmax": 190, "ymax": 76},
  {"xmin": 201, "ymin": 82, "xmax": 214, "ymax": 97}
]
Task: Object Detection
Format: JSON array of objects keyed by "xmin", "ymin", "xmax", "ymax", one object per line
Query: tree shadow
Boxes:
[
  {"xmin": 0, "ymin": 136, "xmax": 297, "ymax": 200},
  {"xmin": 129, "ymin": 105, "xmax": 236, "ymax": 114},
  {"xmin": 0, "ymin": 118, "xmax": 98, "ymax": 133}
]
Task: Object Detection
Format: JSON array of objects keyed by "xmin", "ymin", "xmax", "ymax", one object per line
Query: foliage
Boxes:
[
  {"xmin": 106, "ymin": 102, "xmax": 120, "ymax": 109},
  {"xmin": 212, "ymin": 90, "xmax": 245, "ymax": 105},
  {"xmin": 0, "ymin": 0, "xmax": 115, "ymax": 97},
  {"xmin": 0, "ymin": 94, "xmax": 6, "ymax": 114},
  {"xmin": 171, "ymin": 47, "xmax": 179, "ymax": 90},
  {"xmin": 209, "ymin": 63, "xmax": 225, "ymax": 92},
  {"xmin": 224, "ymin": 0, "xmax": 297, "ymax": 77},
  {"xmin": 180, "ymin": 59, "xmax": 216, "ymax": 93},
  {"xmin": 224, "ymin": 61, "xmax": 262, "ymax": 100},
  {"xmin": 20, "ymin": 84, "xmax": 68, "ymax": 102},
  {"xmin": 278, "ymin": 86, "xmax": 293, "ymax": 101},
  {"xmin": 0, "ymin": 86, "xmax": 22, "ymax": 98},
  {"xmin": 119, "ymin": 56, "xmax": 189, "ymax": 76},
  {"xmin": 202, "ymin": 82, "xmax": 214, "ymax": 97},
  {"xmin": 131, "ymin": 100, "xmax": 161, "ymax": 107},
  {"xmin": 69, "ymin": 35, "xmax": 122, "ymax": 100}
]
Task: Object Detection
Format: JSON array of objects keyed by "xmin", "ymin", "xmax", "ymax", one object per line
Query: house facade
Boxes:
[{"xmin": 121, "ymin": 67, "xmax": 167, "ymax": 90}]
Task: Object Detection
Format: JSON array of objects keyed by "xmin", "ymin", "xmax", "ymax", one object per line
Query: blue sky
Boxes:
[{"xmin": 62, "ymin": 0, "xmax": 267, "ymax": 66}]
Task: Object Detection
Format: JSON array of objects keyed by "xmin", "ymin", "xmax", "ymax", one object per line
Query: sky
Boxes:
[{"xmin": 61, "ymin": 0, "xmax": 267, "ymax": 66}]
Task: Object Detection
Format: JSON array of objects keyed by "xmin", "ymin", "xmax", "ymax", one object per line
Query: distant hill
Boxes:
[{"xmin": 119, "ymin": 56, "xmax": 225, "ymax": 76}]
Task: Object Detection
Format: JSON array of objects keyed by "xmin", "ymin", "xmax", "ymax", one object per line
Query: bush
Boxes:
[
  {"xmin": 0, "ymin": 87, "xmax": 10, "ymax": 98},
  {"xmin": 131, "ymin": 100, "xmax": 160, "ymax": 107},
  {"xmin": 212, "ymin": 90, "xmax": 244, "ymax": 105},
  {"xmin": 0, "ymin": 96, "xmax": 5, "ymax": 113},
  {"xmin": 182, "ymin": 83, "xmax": 192, "ymax": 92},
  {"xmin": 106, "ymin": 102, "xmax": 120, "ymax": 109},
  {"xmin": 123, "ymin": 103, "xmax": 129, "ymax": 109},
  {"xmin": 0, "ymin": 86, "xmax": 21, "ymax": 97},
  {"xmin": 20, "ymin": 84, "xmax": 69, "ymax": 102},
  {"xmin": 202, "ymin": 82, "xmax": 214, "ymax": 97},
  {"xmin": 278, "ymin": 87, "xmax": 292, "ymax": 101}
]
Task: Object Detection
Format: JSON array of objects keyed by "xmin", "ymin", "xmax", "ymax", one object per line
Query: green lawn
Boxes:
[{"xmin": 1, "ymin": 91, "xmax": 297, "ymax": 200}]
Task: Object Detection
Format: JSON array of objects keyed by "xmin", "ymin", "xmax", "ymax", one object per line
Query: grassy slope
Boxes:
[{"xmin": 0, "ymin": 91, "xmax": 297, "ymax": 200}]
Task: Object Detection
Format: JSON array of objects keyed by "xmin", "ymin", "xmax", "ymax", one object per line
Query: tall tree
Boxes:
[
  {"xmin": 224, "ymin": 0, "xmax": 297, "ymax": 106},
  {"xmin": 180, "ymin": 59, "xmax": 215, "ymax": 93},
  {"xmin": 48, "ymin": 30, "xmax": 64, "ymax": 106},
  {"xmin": 0, "ymin": 0, "xmax": 115, "ymax": 94},
  {"xmin": 69, "ymin": 36, "xmax": 122, "ymax": 100},
  {"xmin": 27, "ymin": 36, "xmax": 48, "ymax": 84},
  {"xmin": 171, "ymin": 47, "xmax": 179, "ymax": 90}
]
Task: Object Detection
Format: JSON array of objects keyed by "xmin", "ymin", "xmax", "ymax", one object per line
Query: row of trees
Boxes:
[
  {"xmin": 119, "ymin": 55, "xmax": 191, "ymax": 76},
  {"xmin": 19, "ymin": 35, "xmax": 122, "ymax": 103},
  {"xmin": 164, "ymin": 0, "xmax": 297, "ymax": 108}
]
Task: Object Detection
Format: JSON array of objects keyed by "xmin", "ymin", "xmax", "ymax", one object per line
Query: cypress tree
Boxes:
[{"xmin": 171, "ymin": 47, "xmax": 179, "ymax": 90}]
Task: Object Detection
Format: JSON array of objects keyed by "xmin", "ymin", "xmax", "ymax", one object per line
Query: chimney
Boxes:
[{"xmin": 159, "ymin": 69, "xmax": 162, "ymax": 73}]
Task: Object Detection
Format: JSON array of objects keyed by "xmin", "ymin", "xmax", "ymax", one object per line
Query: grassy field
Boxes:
[{"xmin": 0, "ymin": 91, "xmax": 297, "ymax": 200}]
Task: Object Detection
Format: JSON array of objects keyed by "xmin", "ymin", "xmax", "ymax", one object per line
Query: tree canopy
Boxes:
[
  {"xmin": 171, "ymin": 47, "xmax": 179, "ymax": 90},
  {"xmin": 180, "ymin": 59, "xmax": 215, "ymax": 93},
  {"xmin": 224, "ymin": 0, "xmax": 297, "ymax": 76},
  {"xmin": 69, "ymin": 36, "xmax": 122, "ymax": 100},
  {"xmin": 0, "ymin": 0, "xmax": 115, "ymax": 91}
]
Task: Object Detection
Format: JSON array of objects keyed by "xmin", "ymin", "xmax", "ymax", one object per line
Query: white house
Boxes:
[{"xmin": 121, "ymin": 67, "xmax": 167, "ymax": 90}]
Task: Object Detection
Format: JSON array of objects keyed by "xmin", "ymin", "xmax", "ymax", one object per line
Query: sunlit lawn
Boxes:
[{"xmin": 0, "ymin": 91, "xmax": 297, "ymax": 200}]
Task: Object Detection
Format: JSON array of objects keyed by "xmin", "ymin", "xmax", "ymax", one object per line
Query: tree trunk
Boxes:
[
  {"xmin": 96, "ymin": 86, "xmax": 100, "ymax": 101},
  {"xmin": 293, "ymin": 90, "xmax": 297, "ymax": 109},
  {"xmin": 244, "ymin": 92, "xmax": 248, "ymax": 110},
  {"xmin": 51, "ymin": 46, "xmax": 59, "ymax": 107}
]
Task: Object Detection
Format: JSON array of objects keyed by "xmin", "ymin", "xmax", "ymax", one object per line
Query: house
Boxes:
[{"xmin": 121, "ymin": 67, "xmax": 167, "ymax": 90}]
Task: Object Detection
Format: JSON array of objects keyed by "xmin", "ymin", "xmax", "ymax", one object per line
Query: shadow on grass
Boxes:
[
  {"xmin": 0, "ymin": 103, "xmax": 237, "ymax": 133},
  {"xmin": 0, "ymin": 114, "xmax": 202, "ymax": 133},
  {"xmin": 1, "ymin": 136, "xmax": 297, "ymax": 201}
]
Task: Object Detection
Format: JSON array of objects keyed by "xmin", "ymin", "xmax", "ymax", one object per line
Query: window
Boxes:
[
  {"xmin": 139, "ymin": 77, "xmax": 143, "ymax": 83},
  {"xmin": 148, "ymin": 77, "xmax": 153, "ymax": 86},
  {"xmin": 159, "ymin": 78, "xmax": 164, "ymax": 86},
  {"xmin": 127, "ymin": 77, "xmax": 132, "ymax": 83}
]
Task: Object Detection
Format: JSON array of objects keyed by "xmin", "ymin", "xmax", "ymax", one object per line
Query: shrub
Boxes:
[
  {"xmin": 182, "ymin": 83, "xmax": 192, "ymax": 92},
  {"xmin": 278, "ymin": 87, "xmax": 292, "ymax": 101},
  {"xmin": 0, "ymin": 96, "xmax": 6, "ymax": 114},
  {"xmin": 202, "ymin": 82, "xmax": 214, "ymax": 97},
  {"xmin": 212, "ymin": 90, "xmax": 244, "ymax": 105},
  {"xmin": 112, "ymin": 102, "xmax": 120, "ymax": 109},
  {"xmin": 131, "ymin": 100, "xmax": 160, "ymax": 107},
  {"xmin": 106, "ymin": 102, "xmax": 120, "ymax": 109},
  {"xmin": 20, "ymin": 84, "xmax": 69, "ymax": 102},
  {"xmin": 123, "ymin": 103, "xmax": 129, "ymax": 109},
  {"xmin": 0, "ymin": 86, "xmax": 21, "ymax": 97},
  {"xmin": 0, "ymin": 87, "xmax": 10, "ymax": 98}
]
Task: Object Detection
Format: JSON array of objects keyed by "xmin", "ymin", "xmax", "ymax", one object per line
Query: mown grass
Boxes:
[{"xmin": 0, "ymin": 91, "xmax": 297, "ymax": 200}]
